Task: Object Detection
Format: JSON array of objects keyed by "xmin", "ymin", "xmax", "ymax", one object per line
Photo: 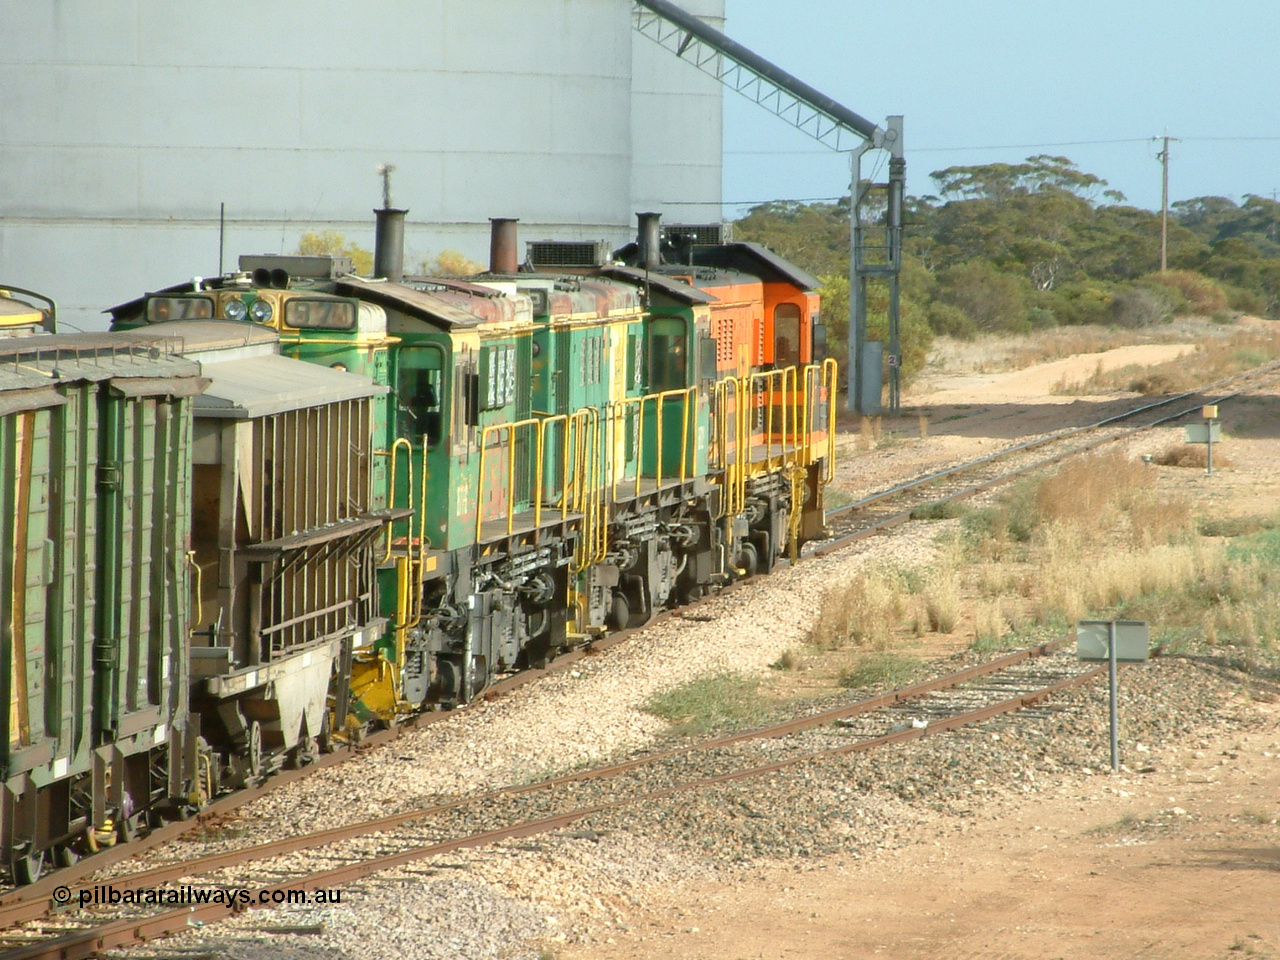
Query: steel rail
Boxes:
[
  {"xmin": 825, "ymin": 359, "xmax": 1280, "ymax": 523},
  {"xmin": 809, "ymin": 363, "xmax": 1280, "ymax": 557},
  {"xmin": 4, "ymin": 655, "xmax": 1109, "ymax": 960},
  {"xmin": 10, "ymin": 358, "xmax": 1272, "ymax": 924},
  {"xmin": 0, "ymin": 624, "xmax": 645, "ymax": 910},
  {"xmin": 0, "ymin": 638, "xmax": 1070, "ymax": 930}
]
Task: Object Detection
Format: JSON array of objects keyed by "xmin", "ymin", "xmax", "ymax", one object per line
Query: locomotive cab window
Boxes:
[
  {"xmin": 147, "ymin": 296, "xmax": 213, "ymax": 323},
  {"xmin": 397, "ymin": 346, "xmax": 445, "ymax": 447},
  {"xmin": 774, "ymin": 304, "xmax": 802, "ymax": 369},
  {"xmin": 647, "ymin": 318, "xmax": 687, "ymax": 391},
  {"xmin": 284, "ymin": 298, "xmax": 357, "ymax": 330}
]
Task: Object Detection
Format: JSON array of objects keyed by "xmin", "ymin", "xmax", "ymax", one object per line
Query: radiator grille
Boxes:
[{"xmin": 527, "ymin": 240, "xmax": 612, "ymax": 269}]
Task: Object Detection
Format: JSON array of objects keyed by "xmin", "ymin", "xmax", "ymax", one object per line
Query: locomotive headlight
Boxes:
[
  {"xmin": 223, "ymin": 299, "xmax": 248, "ymax": 322},
  {"xmin": 250, "ymin": 300, "xmax": 275, "ymax": 323}
]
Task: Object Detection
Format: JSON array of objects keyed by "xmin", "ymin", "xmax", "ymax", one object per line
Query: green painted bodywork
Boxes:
[{"xmin": 1, "ymin": 351, "xmax": 201, "ymax": 793}]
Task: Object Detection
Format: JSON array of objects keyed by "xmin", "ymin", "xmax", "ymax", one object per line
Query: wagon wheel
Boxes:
[
  {"xmin": 247, "ymin": 721, "xmax": 263, "ymax": 779},
  {"xmin": 608, "ymin": 593, "xmax": 630, "ymax": 632},
  {"xmin": 317, "ymin": 710, "xmax": 333, "ymax": 754},
  {"xmin": 14, "ymin": 849, "xmax": 46, "ymax": 885}
]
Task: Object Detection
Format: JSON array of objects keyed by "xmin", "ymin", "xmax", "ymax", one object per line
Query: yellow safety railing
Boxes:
[
  {"xmin": 379, "ymin": 437, "xmax": 414, "ymax": 564},
  {"xmin": 399, "ymin": 441, "xmax": 430, "ymax": 631},
  {"xmin": 475, "ymin": 410, "xmax": 595, "ymax": 543},
  {"xmin": 824, "ymin": 358, "xmax": 838, "ymax": 479},
  {"xmin": 606, "ymin": 386, "xmax": 696, "ymax": 502},
  {"xmin": 477, "ymin": 417, "xmax": 539, "ymax": 540},
  {"xmin": 186, "ymin": 551, "xmax": 203, "ymax": 630},
  {"xmin": 713, "ymin": 377, "xmax": 747, "ymax": 520},
  {"xmin": 744, "ymin": 366, "xmax": 799, "ymax": 468}
]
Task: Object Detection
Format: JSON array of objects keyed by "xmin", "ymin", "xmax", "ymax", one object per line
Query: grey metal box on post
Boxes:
[
  {"xmin": 1076, "ymin": 620, "xmax": 1150, "ymax": 662},
  {"xmin": 859, "ymin": 341, "xmax": 883, "ymax": 416}
]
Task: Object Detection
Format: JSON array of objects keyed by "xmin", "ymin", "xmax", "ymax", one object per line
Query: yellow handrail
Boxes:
[
  {"xmin": 823, "ymin": 358, "xmax": 838, "ymax": 481},
  {"xmin": 607, "ymin": 386, "xmax": 696, "ymax": 503},
  {"xmin": 476, "ymin": 417, "xmax": 542, "ymax": 541},
  {"xmin": 402, "ymin": 441, "xmax": 430, "ymax": 630},
  {"xmin": 380, "ymin": 437, "xmax": 414, "ymax": 563},
  {"xmin": 186, "ymin": 551, "xmax": 202, "ymax": 631},
  {"xmin": 713, "ymin": 376, "xmax": 747, "ymax": 520}
]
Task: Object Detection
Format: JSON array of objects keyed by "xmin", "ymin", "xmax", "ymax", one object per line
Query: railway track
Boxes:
[
  {"xmin": 0, "ymin": 640, "xmax": 1117, "ymax": 958},
  {"xmin": 3, "ymin": 359, "xmax": 1273, "ymax": 952},
  {"xmin": 813, "ymin": 360, "xmax": 1280, "ymax": 550}
]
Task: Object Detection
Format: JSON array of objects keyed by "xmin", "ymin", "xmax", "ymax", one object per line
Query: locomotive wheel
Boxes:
[
  {"xmin": 56, "ymin": 844, "xmax": 80, "ymax": 868},
  {"xmin": 736, "ymin": 541, "xmax": 759, "ymax": 579},
  {"xmin": 13, "ymin": 850, "xmax": 46, "ymax": 885},
  {"xmin": 608, "ymin": 593, "xmax": 631, "ymax": 632}
]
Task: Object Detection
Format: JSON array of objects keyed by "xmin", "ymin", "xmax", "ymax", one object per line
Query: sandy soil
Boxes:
[
  {"xmin": 910, "ymin": 342, "xmax": 1196, "ymax": 404},
  {"xmin": 569, "ymin": 710, "xmax": 1279, "ymax": 960},
  {"xmin": 831, "ymin": 341, "xmax": 1207, "ymax": 503},
  {"xmin": 562, "ymin": 336, "xmax": 1280, "ymax": 960}
]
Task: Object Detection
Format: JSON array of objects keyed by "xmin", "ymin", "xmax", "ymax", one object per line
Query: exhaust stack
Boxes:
[
  {"xmin": 637, "ymin": 212, "xmax": 662, "ymax": 270},
  {"xmin": 373, "ymin": 207, "xmax": 407, "ymax": 282},
  {"xmin": 489, "ymin": 218, "xmax": 519, "ymax": 274}
]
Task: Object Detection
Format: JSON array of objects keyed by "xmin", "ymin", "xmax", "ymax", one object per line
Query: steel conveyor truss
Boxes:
[{"xmin": 631, "ymin": 0, "xmax": 906, "ymax": 413}]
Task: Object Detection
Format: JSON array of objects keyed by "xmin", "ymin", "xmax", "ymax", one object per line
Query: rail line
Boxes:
[
  {"xmin": 3, "ymin": 359, "xmax": 1273, "ymax": 950},
  {"xmin": 1, "ymin": 640, "xmax": 1116, "ymax": 958},
  {"xmin": 812, "ymin": 359, "xmax": 1280, "ymax": 551}
]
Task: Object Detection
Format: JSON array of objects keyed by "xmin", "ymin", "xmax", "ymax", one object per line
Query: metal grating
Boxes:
[
  {"xmin": 665, "ymin": 223, "xmax": 733, "ymax": 246},
  {"xmin": 527, "ymin": 240, "xmax": 612, "ymax": 269}
]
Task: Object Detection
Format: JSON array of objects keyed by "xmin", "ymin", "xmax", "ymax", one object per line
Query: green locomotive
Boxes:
[{"xmin": 108, "ymin": 212, "xmax": 837, "ymax": 728}]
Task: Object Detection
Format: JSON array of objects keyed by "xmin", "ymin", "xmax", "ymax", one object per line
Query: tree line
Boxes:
[{"xmin": 735, "ymin": 155, "xmax": 1280, "ymax": 379}]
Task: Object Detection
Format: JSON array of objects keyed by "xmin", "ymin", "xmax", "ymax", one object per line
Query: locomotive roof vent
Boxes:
[
  {"xmin": 238, "ymin": 254, "xmax": 353, "ymax": 280},
  {"xmin": 527, "ymin": 240, "xmax": 612, "ymax": 270},
  {"xmin": 664, "ymin": 222, "xmax": 733, "ymax": 246}
]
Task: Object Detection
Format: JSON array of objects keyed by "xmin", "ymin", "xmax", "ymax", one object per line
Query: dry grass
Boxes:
[
  {"xmin": 807, "ymin": 569, "xmax": 908, "ymax": 651},
  {"xmin": 1034, "ymin": 450, "xmax": 1148, "ymax": 530},
  {"xmin": 797, "ymin": 428, "xmax": 1277, "ymax": 692},
  {"xmin": 973, "ymin": 598, "xmax": 1011, "ymax": 644},
  {"xmin": 855, "ymin": 416, "xmax": 884, "ymax": 451},
  {"xmin": 1036, "ymin": 533, "xmax": 1218, "ymax": 625},
  {"xmin": 1154, "ymin": 443, "xmax": 1233, "ymax": 470}
]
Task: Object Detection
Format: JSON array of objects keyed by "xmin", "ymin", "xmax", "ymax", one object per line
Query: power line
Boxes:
[
  {"xmin": 665, "ymin": 196, "xmax": 846, "ymax": 205},
  {"xmin": 725, "ymin": 136, "xmax": 1280, "ymax": 157}
]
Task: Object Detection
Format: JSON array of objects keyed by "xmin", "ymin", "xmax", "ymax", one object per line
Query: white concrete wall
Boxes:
[
  {"xmin": 0, "ymin": 1, "xmax": 723, "ymax": 329},
  {"xmin": 630, "ymin": 0, "xmax": 725, "ymax": 221}
]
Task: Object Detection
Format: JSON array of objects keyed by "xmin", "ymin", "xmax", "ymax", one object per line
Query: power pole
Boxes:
[{"xmin": 1155, "ymin": 135, "xmax": 1179, "ymax": 272}]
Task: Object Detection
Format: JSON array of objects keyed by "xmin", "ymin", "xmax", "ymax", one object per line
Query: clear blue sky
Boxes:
[{"xmin": 717, "ymin": 1, "xmax": 1280, "ymax": 215}]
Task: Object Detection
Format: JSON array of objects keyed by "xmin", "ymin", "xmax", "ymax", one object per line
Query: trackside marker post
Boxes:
[
  {"xmin": 1185, "ymin": 405, "xmax": 1220, "ymax": 475},
  {"xmin": 1077, "ymin": 620, "xmax": 1150, "ymax": 772}
]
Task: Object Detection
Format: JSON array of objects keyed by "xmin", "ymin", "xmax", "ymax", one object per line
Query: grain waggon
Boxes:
[
  {"xmin": 1, "ymin": 336, "xmax": 205, "ymax": 884},
  {"xmin": 0, "ymin": 322, "xmax": 395, "ymax": 882}
]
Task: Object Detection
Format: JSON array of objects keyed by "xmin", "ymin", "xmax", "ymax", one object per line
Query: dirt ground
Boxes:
[
  {"xmin": 563, "ymin": 332, "xmax": 1280, "ymax": 960},
  {"xmin": 568, "ymin": 711, "xmax": 1279, "ymax": 960}
]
